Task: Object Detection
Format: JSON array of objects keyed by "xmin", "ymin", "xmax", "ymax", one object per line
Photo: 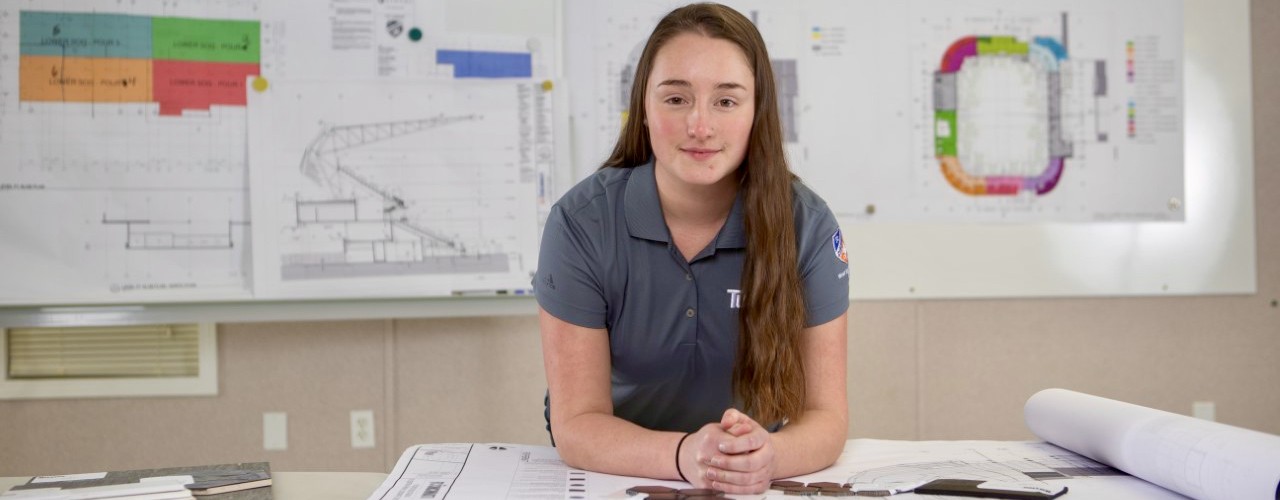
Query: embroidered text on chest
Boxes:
[{"xmin": 727, "ymin": 289, "xmax": 742, "ymax": 309}]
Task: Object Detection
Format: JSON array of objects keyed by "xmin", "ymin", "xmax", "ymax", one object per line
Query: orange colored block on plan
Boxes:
[
  {"xmin": 940, "ymin": 156, "xmax": 985, "ymax": 195},
  {"xmin": 19, "ymin": 55, "xmax": 152, "ymax": 103}
]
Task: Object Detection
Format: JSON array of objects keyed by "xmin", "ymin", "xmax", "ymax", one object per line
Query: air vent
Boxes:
[{"xmin": 1, "ymin": 323, "xmax": 217, "ymax": 399}]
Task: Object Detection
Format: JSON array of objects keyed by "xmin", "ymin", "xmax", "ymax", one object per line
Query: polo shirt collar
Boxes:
[{"xmin": 623, "ymin": 161, "xmax": 747, "ymax": 249}]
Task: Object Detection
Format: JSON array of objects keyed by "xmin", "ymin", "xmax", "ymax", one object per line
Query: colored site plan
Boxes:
[
  {"xmin": 0, "ymin": 3, "xmax": 263, "ymax": 304},
  {"xmin": 932, "ymin": 34, "xmax": 1078, "ymax": 197},
  {"xmin": 19, "ymin": 11, "xmax": 260, "ymax": 116}
]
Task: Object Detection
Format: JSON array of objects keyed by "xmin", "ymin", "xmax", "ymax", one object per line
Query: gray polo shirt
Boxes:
[{"xmin": 535, "ymin": 161, "xmax": 849, "ymax": 434}]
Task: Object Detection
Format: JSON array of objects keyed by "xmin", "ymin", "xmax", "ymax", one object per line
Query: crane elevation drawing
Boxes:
[{"xmin": 282, "ymin": 114, "xmax": 514, "ymax": 280}]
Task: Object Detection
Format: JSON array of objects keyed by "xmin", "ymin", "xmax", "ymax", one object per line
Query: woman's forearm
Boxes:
[
  {"xmin": 769, "ymin": 407, "xmax": 849, "ymax": 478},
  {"xmin": 554, "ymin": 411, "xmax": 688, "ymax": 480}
]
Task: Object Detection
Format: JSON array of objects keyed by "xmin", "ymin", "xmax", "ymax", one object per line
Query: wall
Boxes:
[{"xmin": 1, "ymin": 1, "xmax": 1276, "ymax": 477}]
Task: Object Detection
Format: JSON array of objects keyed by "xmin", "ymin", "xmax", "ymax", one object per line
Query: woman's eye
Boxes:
[
  {"xmin": 718, "ymin": 98, "xmax": 736, "ymax": 108},
  {"xmin": 665, "ymin": 96, "xmax": 686, "ymax": 105}
]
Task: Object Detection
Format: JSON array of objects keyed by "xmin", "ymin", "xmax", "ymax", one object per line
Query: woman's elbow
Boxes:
[{"xmin": 547, "ymin": 420, "xmax": 595, "ymax": 470}]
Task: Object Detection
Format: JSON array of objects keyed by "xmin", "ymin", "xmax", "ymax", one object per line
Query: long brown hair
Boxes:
[{"xmin": 602, "ymin": 3, "xmax": 806, "ymax": 426}]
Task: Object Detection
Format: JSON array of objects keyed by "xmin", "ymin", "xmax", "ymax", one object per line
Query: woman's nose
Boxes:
[{"xmin": 686, "ymin": 105, "xmax": 712, "ymax": 138}]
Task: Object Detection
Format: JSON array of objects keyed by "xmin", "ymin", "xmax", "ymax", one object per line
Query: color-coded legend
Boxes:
[
  {"xmin": 1128, "ymin": 99, "xmax": 1136, "ymax": 138},
  {"xmin": 1125, "ymin": 40, "xmax": 1135, "ymax": 83},
  {"xmin": 19, "ymin": 11, "xmax": 260, "ymax": 116}
]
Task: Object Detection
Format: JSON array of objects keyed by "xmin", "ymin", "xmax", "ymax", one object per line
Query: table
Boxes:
[{"xmin": 0, "ymin": 439, "xmax": 1195, "ymax": 499}]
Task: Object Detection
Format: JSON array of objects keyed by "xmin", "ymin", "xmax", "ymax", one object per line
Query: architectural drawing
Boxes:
[
  {"xmin": 102, "ymin": 213, "xmax": 247, "ymax": 250},
  {"xmin": 279, "ymin": 114, "xmax": 514, "ymax": 280},
  {"xmin": 249, "ymin": 78, "xmax": 558, "ymax": 298},
  {"xmin": 931, "ymin": 14, "xmax": 1110, "ymax": 197},
  {"xmin": 0, "ymin": 1, "xmax": 259, "ymax": 303}
]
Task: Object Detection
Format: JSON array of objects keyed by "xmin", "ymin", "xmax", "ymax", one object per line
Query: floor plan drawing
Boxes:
[{"xmin": 931, "ymin": 16, "xmax": 1111, "ymax": 197}]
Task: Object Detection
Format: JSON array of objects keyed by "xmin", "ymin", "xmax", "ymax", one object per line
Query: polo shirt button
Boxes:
[
  {"xmin": 686, "ymin": 308, "xmax": 695, "ymax": 318},
  {"xmin": 685, "ymin": 273, "xmax": 693, "ymax": 281}
]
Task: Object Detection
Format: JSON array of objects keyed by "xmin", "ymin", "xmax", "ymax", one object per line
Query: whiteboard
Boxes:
[{"xmin": 0, "ymin": 0, "xmax": 1255, "ymax": 323}]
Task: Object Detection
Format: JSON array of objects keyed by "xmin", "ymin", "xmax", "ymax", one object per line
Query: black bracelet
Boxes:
[{"xmin": 675, "ymin": 432, "xmax": 693, "ymax": 483}]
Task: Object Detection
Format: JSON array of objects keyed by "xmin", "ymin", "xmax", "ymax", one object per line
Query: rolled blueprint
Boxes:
[{"xmin": 1025, "ymin": 388, "xmax": 1280, "ymax": 500}]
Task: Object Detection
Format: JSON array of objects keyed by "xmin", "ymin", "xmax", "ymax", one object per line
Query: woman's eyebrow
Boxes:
[{"xmin": 653, "ymin": 79, "xmax": 748, "ymax": 91}]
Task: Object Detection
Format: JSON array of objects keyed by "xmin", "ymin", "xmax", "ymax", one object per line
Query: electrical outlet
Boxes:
[
  {"xmin": 264, "ymin": 412, "xmax": 288, "ymax": 451},
  {"xmin": 1192, "ymin": 401, "xmax": 1215, "ymax": 421},
  {"xmin": 351, "ymin": 409, "xmax": 375, "ymax": 449}
]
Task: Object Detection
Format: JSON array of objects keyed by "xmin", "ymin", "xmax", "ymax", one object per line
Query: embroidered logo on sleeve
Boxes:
[{"xmin": 831, "ymin": 229, "xmax": 848, "ymax": 264}]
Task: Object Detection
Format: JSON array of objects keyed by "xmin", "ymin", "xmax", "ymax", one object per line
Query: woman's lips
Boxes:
[{"xmin": 682, "ymin": 148, "xmax": 720, "ymax": 161}]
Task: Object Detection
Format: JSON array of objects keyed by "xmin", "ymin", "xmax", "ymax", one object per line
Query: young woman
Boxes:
[{"xmin": 534, "ymin": 3, "xmax": 849, "ymax": 494}]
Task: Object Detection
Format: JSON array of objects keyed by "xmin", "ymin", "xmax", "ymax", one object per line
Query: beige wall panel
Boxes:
[
  {"xmin": 392, "ymin": 316, "xmax": 548, "ymax": 452},
  {"xmin": 1242, "ymin": 0, "xmax": 1280, "ymax": 434},
  {"xmin": 0, "ymin": 397, "xmax": 228, "ymax": 476},
  {"xmin": 916, "ymin": 297, "xmax": 1280, "ymax": 440},
  {"xmin": 1254, "ymin": 0, "xmax": 1279, "ymax": 304},
  {"xmin": 217, "ymin": 321, "xmax": 388, "ymax": 472},
  {"xmin": 846, "ymin": 301, "xmax": 919, "ymax": 439},
  {"xmin": 0, "ymin": 320, "xmax": 388, "ymax": 476}
]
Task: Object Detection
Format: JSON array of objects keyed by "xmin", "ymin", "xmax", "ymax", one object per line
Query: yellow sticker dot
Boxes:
[
  {"xmin": 541, "ymin": 80, "xmax": 554, "ymax": 92},
  {"xmin": 252, "ymin": 77, "xmax": 269, "ymax": 92}
]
